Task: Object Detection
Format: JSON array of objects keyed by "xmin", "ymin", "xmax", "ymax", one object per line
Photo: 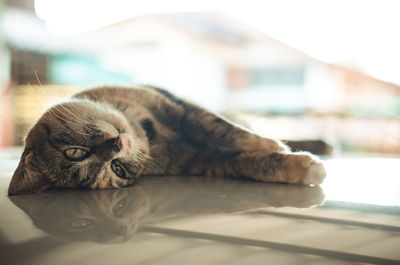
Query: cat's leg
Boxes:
[
  {"xmin": 149, "ymin": 86, "xmax": 286, "ymax": 155},
  {"xmin": 175, "ymin": 106, "xmax": 326, "ymax": 185},
  {"xmin": 151, "ymin": 88, "xmax": 326, "ymax": 185},
  {"xmin": 229, "ymin": 152, "xmax": 326, "ymax": 185},
  {"xmin": 180, "ymin": 104, "xmax": 287, "ymax": 154},
  {"xmin": 185, "ymin": 150, "xmax": 326, "ymax": 185}
]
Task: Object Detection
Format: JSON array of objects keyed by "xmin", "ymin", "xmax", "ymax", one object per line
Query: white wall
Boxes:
[
  {"xmin": 102, "ymin": 38, "xmax": 228, "ymax": 111},
  {"xmin": 304, "ymin": 63, "xmax": 344, "ymax": 112},
  {"xmin": 156, "ymin": 40, "xmax": 227, "ymax": 111},
  {"xmin": 228, "ymin": 85, "xmax": 307, "ymax": 112}
]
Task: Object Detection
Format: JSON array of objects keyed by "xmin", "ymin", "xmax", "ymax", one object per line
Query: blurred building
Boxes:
[{"xmin": 83, "ymin": 12, "xmax": 400, "ymax": 116}]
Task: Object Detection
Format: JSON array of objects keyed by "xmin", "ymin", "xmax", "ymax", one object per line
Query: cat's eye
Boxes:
[
  {"xmin": 64, "ymin": 148, "xmax": 90, "ymax": 161},
  {"xmin": 111, "ymin": 160, "xmax": 127, "ymax": 179}
]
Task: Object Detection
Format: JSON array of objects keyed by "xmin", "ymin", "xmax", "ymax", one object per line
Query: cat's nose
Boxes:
[{"xmin": 112, "ymin": 136, "xmax": 123, "ymax": 152}]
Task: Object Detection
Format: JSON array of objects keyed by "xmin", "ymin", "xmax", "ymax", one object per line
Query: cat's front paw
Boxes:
[
  {"xmin": 275, "ymin": 152, "xmax": 327, "ymax": 185},
  {"xmin": 301, "ymin": 159, "xmax": 326, "ymax": 185},
  {"xmin": 285, "ymin": 152, "xmax": 326, "ymax": 185},
  {"xmin": 233, "ymin": 152, "xmax": 327, "ymax": 185}
]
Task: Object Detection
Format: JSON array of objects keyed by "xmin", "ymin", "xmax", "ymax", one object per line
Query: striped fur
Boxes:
[{"xmin": 8, "ymin": 86, "xmax": 326, "ymax": 195}]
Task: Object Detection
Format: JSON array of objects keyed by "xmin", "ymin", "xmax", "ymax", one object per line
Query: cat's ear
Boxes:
[{"xmin": 8, "ymin": 150, "xmax": 52, "ymax": 195}]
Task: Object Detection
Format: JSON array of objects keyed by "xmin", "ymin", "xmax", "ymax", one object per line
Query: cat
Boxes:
[{"xmin": 8, "ymin": 85, "xmax": 326, "ymax": 195}]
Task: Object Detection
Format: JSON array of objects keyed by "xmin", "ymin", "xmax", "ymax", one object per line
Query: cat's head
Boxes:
[{"xmin": 9, "ymin": 99, "xmax": 150, "ymax": 195}]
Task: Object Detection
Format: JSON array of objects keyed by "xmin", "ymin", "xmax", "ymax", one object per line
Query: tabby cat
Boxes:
[{"xmin": 8, "ymin": 86, "xmax": 326, "ymax": 195}]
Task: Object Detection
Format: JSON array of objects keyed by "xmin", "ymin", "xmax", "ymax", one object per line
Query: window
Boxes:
[{"xmin": 252, "ymin": 67, "xmax": 305, "ymax": 86}]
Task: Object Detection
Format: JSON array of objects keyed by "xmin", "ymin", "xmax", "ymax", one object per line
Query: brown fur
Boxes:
[{"xmin": 8, "ymin": 86, "xmax": 326, "ymax": 195}]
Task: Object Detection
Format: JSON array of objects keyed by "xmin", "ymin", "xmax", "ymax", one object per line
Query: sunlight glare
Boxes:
[{"xmin": 322, "ymin": 157, "xmax": 400, "ymax": 207}]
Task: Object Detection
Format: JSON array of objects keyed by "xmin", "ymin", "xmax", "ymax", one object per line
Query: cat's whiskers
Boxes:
[
  {"xmin": 127, "ymin": 152, "xmax": 147, "ymax": 170},
  {"xmin": 46, "ymin": 109, "xmax": 92, "ymax": 136},
  {"xmin": 133, "ymin": 149, "xmax": 164, "ymax": 176},
  {"xmin": 56, "ymin": 102, "xmax": 94, "ymax": 126},
  {"xmin": 47, "ymin": 105, "xmax": 99, "ymax": 134}
]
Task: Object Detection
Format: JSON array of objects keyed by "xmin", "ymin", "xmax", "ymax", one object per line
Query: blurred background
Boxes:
[{"xmin": 0, "ymin": 0, "xmax": 399, "ymax": 155}]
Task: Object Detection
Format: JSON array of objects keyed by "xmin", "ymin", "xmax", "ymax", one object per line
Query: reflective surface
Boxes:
[{"xmin": 0, "ymin": 149, "xmax": 399, "ymax": 264}]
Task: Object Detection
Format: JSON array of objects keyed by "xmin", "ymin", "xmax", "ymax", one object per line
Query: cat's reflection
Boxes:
[
  {"xmin": 10, "ymin": 176, "xmax": 325, "ymax": 243},
  {"xmin": 10, "ymin": 185, "xmax": 150, "ymax": 243}
]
